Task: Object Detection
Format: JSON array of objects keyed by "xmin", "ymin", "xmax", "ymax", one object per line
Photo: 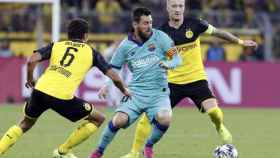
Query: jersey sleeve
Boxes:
[
  {"xmin": 158, "ymin": 30, "xmax": 175, "ymax": 54},
  {"xmin": 33, "ymin": 43, "xmax": 54, "ymax": 61},
  {"xmin": 196, "ymin": 18, "xmax": 210, "ymax": 34},
  {"xmin": 92, "ymin": 49, "xmax": 112, "ymax": 74},
  {"xmin": 110, "ymin": 41, "xmax": 127, "ymax": 69}
]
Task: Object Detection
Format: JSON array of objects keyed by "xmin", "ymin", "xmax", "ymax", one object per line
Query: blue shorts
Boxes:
[{"xmin": 115, "ymin": 93, "xmax": 171, "ymax": 128}]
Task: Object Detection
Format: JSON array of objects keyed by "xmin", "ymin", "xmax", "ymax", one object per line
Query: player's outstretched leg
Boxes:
[
  {"xmin": 54, "ymin": 109, "xmax": 105, "ymax": 158},
  {"xmin": 0, "ymin": 116, "xmax": 36, "ymax": 155},
  {"xmin": 89, "ymin": 112, "xmax": 128, "ymax": 158},
  {"xmin": 203, "ymin": 98, "xmax": 233, "ymax": 144},
  {"xmin": 144, "ymin": 109, "xmax": 172, "ymax": 158},
  {"xmin": 120, "ymin": 114, "xmax": 152, "ymax": 158}
]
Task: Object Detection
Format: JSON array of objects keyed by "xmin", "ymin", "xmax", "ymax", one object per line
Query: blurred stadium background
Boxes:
[{"xmin": 0, "ymin": 0, "xmax": 280, "ymax": 158}]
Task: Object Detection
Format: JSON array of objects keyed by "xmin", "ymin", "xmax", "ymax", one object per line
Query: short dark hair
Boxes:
[
  {"xmin": 67, "ymin": 18, "xmax": 89, "ymax": 40},
  {"xmin": 132, "ymin": 7, "xmax": 151, "ymax": 22}
]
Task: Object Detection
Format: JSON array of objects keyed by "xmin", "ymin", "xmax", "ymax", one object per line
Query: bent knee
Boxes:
[
  {"xmin": 156, "ymin": 109, "xmax": 172, "ymax": 126},
  {"xmin": 202, "ymin": 98, "xmax": 218, "ymax": 112},
  {"xmin": 88, "ymin": 110, "xmax": 106, "ymax": 127},
  {"xmin": 112, "ymin": 112, "xmax": 129, "ymax": 128},
  {"xmin": 94, "ymin": 113, "xmax": 106, "ymax": 126},
  {"xmin": 19, "ymin": 117, "xmax": 37, "ymax": 133}
]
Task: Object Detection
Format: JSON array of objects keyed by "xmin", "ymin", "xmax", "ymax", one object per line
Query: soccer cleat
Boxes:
[
  {"xmin": 89, "ymin": 150, "xmax": 103, "ymax": 158},
  {"xmin": 143, "ymin": 146, "xmax": 153, "ymax": 158},
  {"xmin": 53, "ymin": 149, "xmax": 78, "ymax": 158},
  {"xmin": 218, "ymin": 124, "xmax": 233, "ymax": 144},
  {"xmin": 120, "ymin": 152, "xmax": 141, "ymax": 158}
]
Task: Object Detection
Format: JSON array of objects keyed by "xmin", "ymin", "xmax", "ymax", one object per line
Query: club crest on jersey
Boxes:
[
  {"xmin": 148, "ymin": 43, "xmax": 156, "ymax": 51},
  {"xmin": 128, "ymin": 51, "xmax": 135, "ymax": 57},
  {"xmin": 185, "ymin": 29, "xmax": 194, "ymax": 39}
]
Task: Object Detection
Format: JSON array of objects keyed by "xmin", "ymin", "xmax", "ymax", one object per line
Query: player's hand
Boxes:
[
  {"xmin": 25, "ymin": 80, "xmax": 35, "ymax": 89},
  {"xmin": 159, "ymin": 61, "xmax": 169, "ymax": 70},
  {"xmin": 241, "ymin": 40, "xmax": 258, "ymax": 49},
  {"xmin": 120, "ymin": 88, "xmax": 132, "ymax": 102},
  {"xmin": 98, "ymin": 85, "xmax": 109, "ymax": 100},
  {"xmin": 122, "ymin": 88, "xmax": 131, "ymax": 98}
]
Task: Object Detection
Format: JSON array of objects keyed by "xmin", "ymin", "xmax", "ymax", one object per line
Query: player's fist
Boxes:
[
  {"xmin": 241, "ymin": 40, "xmax": 258, "ymax": 49},
  {"xmin": 25, "ymin": 80, "xmax": 35, "ymax": 89},
  {"xmin": 98, "ymin": 85, "xmax": 109, "ymax": 100},
  {"xmin": 123, "ymin": 88, "xmax": 131, "ymax": 98}
]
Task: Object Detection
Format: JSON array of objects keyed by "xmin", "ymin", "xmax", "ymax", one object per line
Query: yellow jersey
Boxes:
[
  {"xmin": 160, "ymin": 17, "xmax": 211, "ymax": 84},
  {"xmin": 34, "ymin": 40, "xmax": 111, "ymax": 100}
]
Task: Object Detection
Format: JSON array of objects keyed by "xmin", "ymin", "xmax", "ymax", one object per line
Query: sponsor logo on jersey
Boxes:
[
  {"xmin": 131, "ymin": 54, "xmax": 160, "ymax": 68},
  {"xmin": 177, "ymin": 43, "xmax": 198, "ymax": 53},
  {"xmin": 49, "ymin": 65, "xmax": 72, "ymax": 77}
]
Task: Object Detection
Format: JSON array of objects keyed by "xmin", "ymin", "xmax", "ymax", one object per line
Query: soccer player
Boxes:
[
  {"xmin": 0, "ymin": 19, "xmax": 130, "ymax": 158},
  {"xmin": 89, "ymin": 7, "xmax": 181, "ymax": 158},
  {"xmin": 117, "ymin": 0, "xmax": 258, "ymax": 157}
]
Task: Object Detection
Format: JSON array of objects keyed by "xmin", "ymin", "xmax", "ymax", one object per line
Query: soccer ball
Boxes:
[{"xmin": 213, "ymin": 144, "xmax": 238, "ymax": 158}]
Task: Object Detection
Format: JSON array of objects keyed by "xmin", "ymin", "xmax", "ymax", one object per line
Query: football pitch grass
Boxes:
[{"xmin": 0, "ymin": 105, "xmax": 279, "ymax": 158}]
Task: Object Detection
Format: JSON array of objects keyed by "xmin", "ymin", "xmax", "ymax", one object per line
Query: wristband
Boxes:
[{"xmin": 238, "ymin": 39, "xmax": 244, "ymax": 45}]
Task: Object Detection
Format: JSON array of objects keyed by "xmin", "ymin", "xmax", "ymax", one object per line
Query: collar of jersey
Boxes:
[
  {"xmin": 128, "ymin": 31, "xmax": 153, "ymax": 46},
  {"xmin": 70, "ymin": 39, "xmax": 84, "ymax": 43}
]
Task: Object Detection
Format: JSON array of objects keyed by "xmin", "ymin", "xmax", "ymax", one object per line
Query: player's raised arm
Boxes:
[
  {"xmin": 206, "ymin": 25, "xmax": 258, "ymax": 48},
  {"xmin": 97, "ymin": 39, "xmax": 129, "ymax": 99},
  {"xmin": 105, "ymin": 68, "xmax": 130, "ymax": 97},
  {"xmin": 25, "ymin": 53, "xmax": 40, "ymax": 88},
  {"xmin": 26, "ymin": 43, "xmax": 53, "ymax": 88},
  {"xmin": 92, "ymin": 49, "xmax": 130, "ymax": 98}
]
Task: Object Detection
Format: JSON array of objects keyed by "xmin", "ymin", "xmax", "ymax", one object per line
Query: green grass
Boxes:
[{"xmin": 0, "ymin": 104, "xmax": 279, "ymax": 158}]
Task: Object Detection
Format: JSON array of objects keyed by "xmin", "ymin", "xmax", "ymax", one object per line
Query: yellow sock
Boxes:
[
  {"xmin": 207, "ymin": 107, "xmax": 224, "ymax": 130},
  {"xmin": 0, "ymin": 125, "xmax": 23, "ymax": 154},
  {"xmin": 131, "ymin": 114, "xmax": 152, "ymax": 153},
  {"xmin": 207, "ymin": 107, "xmax": 232, "ymax": 144},
  {"xmin": 58, "ymin": 121, "xmax": 98, "ymax": 154}
]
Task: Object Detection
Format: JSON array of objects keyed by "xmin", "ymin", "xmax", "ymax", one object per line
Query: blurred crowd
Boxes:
[
  {"xmin": 61, "ymin": 0, "xmax": 280, "ymax": 29},
  {"xmin": 1, "ymin": 0, "xmax": 279, "ymax": 31},
  {"xmin": 63, "ymin": 0, "xmax": 280, "ymax": 13},
  {"xmin": 0, "ymin": 0, "xmax": 279, "ymax": 61}
]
